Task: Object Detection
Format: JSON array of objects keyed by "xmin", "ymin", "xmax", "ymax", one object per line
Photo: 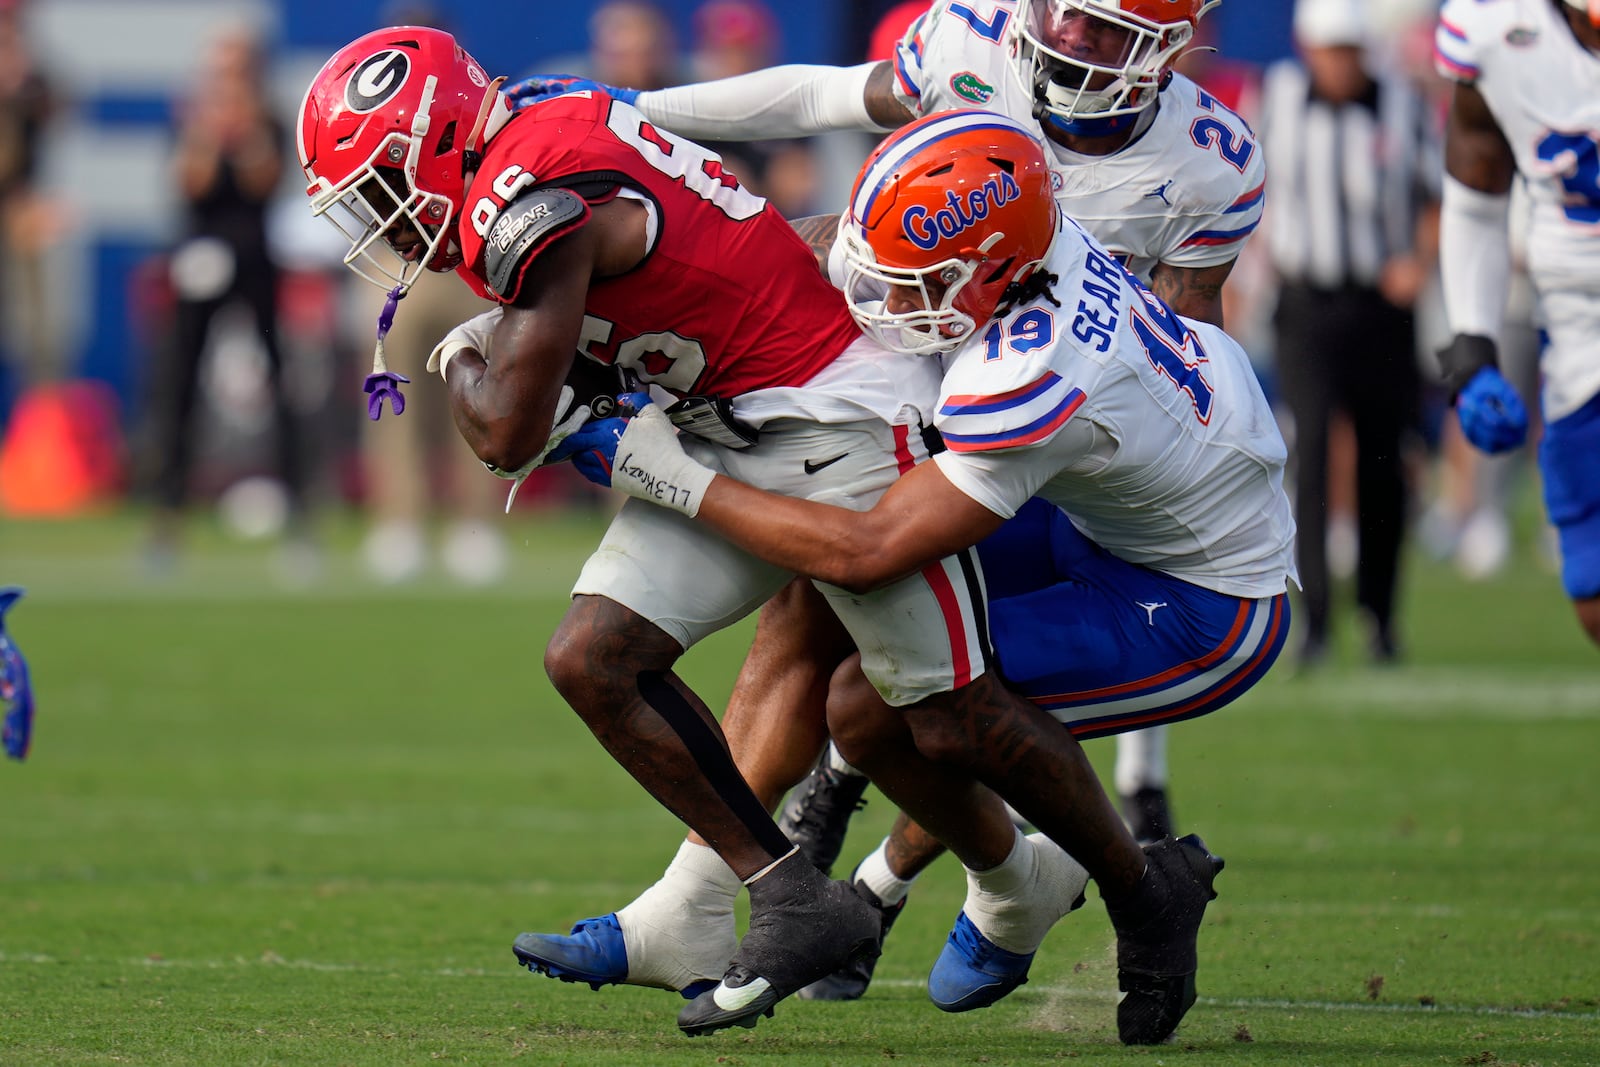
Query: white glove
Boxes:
[
  {"xmin": 610, "ymin": 404, "xmax": 716, "ymax": 517},
  {"xmin": 427, "ymin": 307, "xmax": 504, "ymax": 380},
  {"xmin": 488, "ymin": 384, "xmax": 595, "ymax": 513}
]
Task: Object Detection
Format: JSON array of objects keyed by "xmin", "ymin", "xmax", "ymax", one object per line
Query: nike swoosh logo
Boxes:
[
  {"xmin": 711, "ymin": 975, "xmax": 772, "ymax": 1012},
  {"xmin": 804, "ymin": 453, "xmax": 850, "ymax": 475}
]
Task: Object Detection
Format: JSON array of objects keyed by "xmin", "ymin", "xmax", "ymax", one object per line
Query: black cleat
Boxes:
[
  {"xmin": 796, "ymin": 880, "xmax": 906, "ymax": 1001},
  {"xmin": 778, "ymin": 759, "xmax": 871, "ymax": 877},
  {"xmin": 678, "ymin": 962, "xmax": 779, "ymax": 1034},
  {"xmin": 677, "ymin": 852, "xmax": 882, "ymax": 1036},
  {"xmin": 1106, "ymin": 833, "xmax": 1224, "ymax": 1046},
  {"xmin": 1121, "ymin": 786, "xmax": 1175, "ymax": 844}
]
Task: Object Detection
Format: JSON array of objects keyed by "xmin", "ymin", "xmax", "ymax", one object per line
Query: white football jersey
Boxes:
[
  {"xmin": 931, "ymin": 219, "xmax": 1297, "ymax": 598},
  {"xmin": 1435, "ymin": 0, "xmax": 1600, "ymax": 419},
  {"xmin": 894, "ymin": 0, "xmax": 1266, "ymax": 281}
]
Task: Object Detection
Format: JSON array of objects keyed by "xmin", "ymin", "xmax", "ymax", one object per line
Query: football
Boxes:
[{"xmin": 565, "ymin": 356, "xmax": 633, "ymax": 423}]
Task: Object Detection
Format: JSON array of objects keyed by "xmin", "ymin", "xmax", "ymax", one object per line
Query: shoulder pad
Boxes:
[{"xmin": 483, "ymin": 187, "xmax": 591, "ymax": 302}]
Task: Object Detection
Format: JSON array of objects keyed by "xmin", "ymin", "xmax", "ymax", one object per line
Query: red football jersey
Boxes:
[{"xmin": 454, "ymin": 91, "xmax": 861, "ymax": 398}]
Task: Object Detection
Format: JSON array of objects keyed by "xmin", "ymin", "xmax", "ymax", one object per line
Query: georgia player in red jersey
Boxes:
[
  {"xmin": 450, "ymin": 91, "xmax": 860, "ymax": 398},
  {"xmin": 297, "ymin": 25, "xmax": 965, "ymax": 1032}
]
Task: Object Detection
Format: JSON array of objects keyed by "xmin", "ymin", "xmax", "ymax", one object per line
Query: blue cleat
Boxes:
[
  {"xmin": 514, "ymin": 914, "xmax": 629, "ymax": 991},
  {"xmin": 928, "ymin": 911, "xmax": 1035, "ymax": 1012},
  {"xmin": 513, "ymin": 914, "xmax": 721, "ymax": 1000}
]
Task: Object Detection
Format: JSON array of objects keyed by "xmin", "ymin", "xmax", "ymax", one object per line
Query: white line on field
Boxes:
[
  {"xmin": 1, "ymin": 952, "xmax": 1593, "ymax": 1021},
  {"xmin": 1251, "ymin": 671, "xmax": 1600, "ymax": 716},
  {"xmin": 871, "ymin": 979, "xmax": 1595, "ymax": 1020},
  {"xmin": 2, "ymin": 555, "xmax": 587, "ymax": 603},
  {"xmin": 1202, "ymin": 994, "xmax": 1597, "ymax": 1020}
]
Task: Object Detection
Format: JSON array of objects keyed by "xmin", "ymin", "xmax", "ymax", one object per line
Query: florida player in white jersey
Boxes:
[
  {"xmin": 580, "ymin": 111, "xmax": 1293, "ymax": 1044},
  {"xmin": 507, "ymin": 1, "xmax": 1261, "ymax": 981},
  {"xmin": 1433, "ymin": 0, "xmax": 1600, "ymax": 648},
  {"xmin": 513, "ymin": 0, "xmax": 1260, "ymax": 324},
  {"xmin": 884, "ymin": 0, "xmax": 1261, "ymax": 316}
]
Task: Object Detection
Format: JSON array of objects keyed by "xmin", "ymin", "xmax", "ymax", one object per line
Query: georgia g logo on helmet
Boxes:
[{"xmin": 346, "ymin": 50, "xmax": 411, "ymax": 114}]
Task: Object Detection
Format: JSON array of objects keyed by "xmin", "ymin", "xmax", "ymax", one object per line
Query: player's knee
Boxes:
[
  {"xmin": 902, "ymin": 692, "xmax": 984, "ymax": 769},
  {"xmin": 544, "ymin": 597, "xmax": 633, "ymax": 704},
  {"xmin": 543, "ymin": 614, "xmax": 589, "ymax": 702}
]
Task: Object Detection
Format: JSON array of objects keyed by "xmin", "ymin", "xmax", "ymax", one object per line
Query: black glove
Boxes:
[{"xmin": 1435, "ymin": 333, "xmax": 1499, "ymax": 396}]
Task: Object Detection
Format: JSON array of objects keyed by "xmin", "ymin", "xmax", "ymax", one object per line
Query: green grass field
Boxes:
[{"xmin": 2, "ymin": 510, "xmax": 1597, "ymax": 1066}]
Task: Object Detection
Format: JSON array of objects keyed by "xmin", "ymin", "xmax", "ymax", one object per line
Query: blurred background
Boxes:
[{"xmin": 0, "ymin": 0, "xmax": 1554, "ymax": 625}]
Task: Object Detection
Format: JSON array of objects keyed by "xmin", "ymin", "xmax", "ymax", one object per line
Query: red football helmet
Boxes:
[
  {"xmin": 1009, "ymin": 0, "xmax": 1218, "ymax": 135},
  {"xmin": 297, "ymin": 26, "xmax": 503, "ymax": 294},
  {"xmin": 841, "ymin": 110, "xmax": 1057, "ymax": 355}
]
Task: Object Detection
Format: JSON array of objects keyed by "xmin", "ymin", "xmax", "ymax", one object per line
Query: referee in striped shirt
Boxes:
[{"xmin": 1259, "ymin": 0, "xmax": 1441, "ymax": 666}]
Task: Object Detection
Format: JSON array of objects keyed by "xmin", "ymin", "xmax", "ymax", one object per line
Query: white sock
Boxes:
[
  {"xmin": 964, "ymin": 830, "xmax": 1090, "ymax": 955},
  {"xmin": 853, "ymin": 836, "xmax": 916, "ymax": 906},
  {"xmin": 616, "ymin": 839, "xmax": 740, "ymax": 990},
  {"xmin": 826, "ymin": 741, "xmax": 864, "ymax": 777},
  {"xmin": 666, "ymin": 838, "xmax": 745, "ymax": 895},
  {"xmin": 1114, "ymin": 725, "xmax": 1169, "ymax": 797}
]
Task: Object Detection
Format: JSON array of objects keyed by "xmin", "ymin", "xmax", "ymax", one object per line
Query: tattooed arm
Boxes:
[
  {"xmin": 788, "ymin": 213, "xmax": 841, "ymax": 275},
  {"xmin": 1147, "ymin": 258, "xmax": 1235, "ymax": 328}
]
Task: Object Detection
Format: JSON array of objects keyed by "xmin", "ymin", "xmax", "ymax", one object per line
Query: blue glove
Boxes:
[
  {"xmin": 0, "ymin": 587, "xmax": 35, "ymax": 761},
  {"xmin": 1456, "ymin": 365, "xmax": 1529, "ymax": 454},
  {"xmin": 545, "ymin": 393, "xmax": 655, "ymax": 487},
  {"xmin": 503, "ymin": 74, "xmax": 640, "ymax": 111},
  {"xmin": 549, "ymin": 417, "xmax": 627, "ymax": 487}
]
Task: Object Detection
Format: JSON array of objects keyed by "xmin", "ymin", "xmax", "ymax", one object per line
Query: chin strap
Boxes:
[
  {"xmin": 998, "ymin": 268, "xmax": 1061, "ymax": 320},
  {"xmin": 468, "ymin": 77, "xmax": 509, "ymax": 154},
  {"xmin": 1036, "ymin": 70, "xmax": 1168, "ymax": 139},
  {"xmin": 1041, "ymin": 106, "xmax": 1142, "ymax": 138}
]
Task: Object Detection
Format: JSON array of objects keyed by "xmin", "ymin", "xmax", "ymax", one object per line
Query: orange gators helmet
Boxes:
[
  {"xmin": 1011, "ymin": 0, "xmax": 1218, "ymax": 135},
  {"xmin": 297, "ymin": 26, "xmax": 505, "ymax": 294},
  {"xmin": 841, "ymin": 110, "xmax": 1057, "ymax": 355}
]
